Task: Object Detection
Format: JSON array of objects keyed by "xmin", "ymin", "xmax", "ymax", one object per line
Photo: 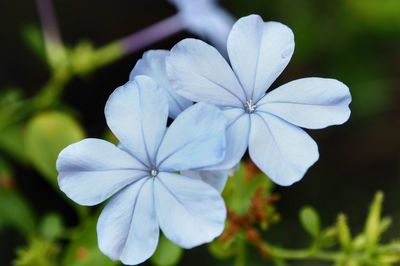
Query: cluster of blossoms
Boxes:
[{"xmin": 57, "ymin": 14, "xmax": 351, "ymax": 265}]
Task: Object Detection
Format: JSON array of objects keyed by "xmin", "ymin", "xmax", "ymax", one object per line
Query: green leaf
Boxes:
[
  {"xmin": 0, "ymin": 89, "xmax": 30, "ymax": 161},
  {"xmin": 24, "ymin": 112, "xmax": 85, "ymax": 186},
  {"xmin": 353, "ymin": 234, "xmax": 366, "ymax": 251},
  {"xmin": 0, "ymin": 124, "xmax": 27, "ymax": 162},
  {"xmin": 365, "ymin": 191, "xmax": 384, "ymax": 251},
  {"xmin": 151, "ymin": 234, "xmax": 183, "ymax": 266},
  {"xmin": 337, "ymin": 214, "xmax": 352, "ymax": 250},
  {"xmin": 62, "ymin": 217, "xmax": 118, "ymax": 266},
  {"xmin": 379, "ymin": 217, "xmax": 392, "ymax": 234},
  {"xmin": 21, "ymin": 24, "xmax": 46, "ymax": 61},
  {"xmin": 346, "ymin": 0, "xmax": 400, "ymax": 30},
  {"xmin": 39, "ymin": 213, "xmax": 64, "ymax": 241},
  {"xmin": 0, "ymin": 158, "xmax": 36, "ymax": 234},
  {"xmin": 320, "ymin": 227, "xmax": 337, "ymax": 248},
  {"xmin": 0, "ymin": 187, "xmax": 36, "ymax": 235},
  {"xmin": 299, "ymin": 206, "xmax": 321, "ymax": 238}
]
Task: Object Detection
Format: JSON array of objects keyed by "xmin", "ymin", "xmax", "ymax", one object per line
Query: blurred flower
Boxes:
[
  {"xmin": 56, "ymin": 76, "xmax": 227, "ymax": 265},
  {"xmin": 168, "ymin": 0, "xmax": 235, "ymax": 53},
  {"xmin": 167, "ymin": 14, "xmax": 352, "ymax": 186}
]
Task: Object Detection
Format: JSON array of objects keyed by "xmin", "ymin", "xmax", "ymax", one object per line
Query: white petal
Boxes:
[
  {"xmin": 105, "ymin": 76, "xmax": 169, "ymax": 166},
  {"xmin": 206, "ymin": 108, "xmax": 250, "ymax": 170},
  {"xmin": 57, "ymin": 138, "xmax": 148, "ymax": 206},
  {"xmin": 257, "ymin": 78, "xmax": 352, "ymax": 129},
  {"xmin": 227, "ymin": 15, "xmax": 294, "ymax": 101},
  {"xmin": 154, "ymin": 172, "xmax": 226, "ymax": 248},
  {"xmin": 156, "ymin": 103, "xmax": 226, "ymax": 171},
  {"xmin": 130, "ymin": 50, "xmax": 192, "ymax": 118},
  {"xmin": 97, "ymin": 178, "xmax": 159, "ymax": 265},
  {"xmin": 249, "ymin": 113, "xmax": 319, "ymax": 186},
  {"xmin": 167, "ymin": 38, "xmax": 246, "ymax": 107},
  {"xmin": 182, "ymin": 170, "xmax": 229, "ymax": 193}
]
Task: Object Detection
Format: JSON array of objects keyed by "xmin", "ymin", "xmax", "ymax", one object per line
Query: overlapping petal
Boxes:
[
  {"xmin": 57, "ymin": 138, "xmax": 148, "ymax": 206},
  {"xmin": 155, "ymin": 172, "xmax": 226, "ymax": 248},
  {"xmin": 105, "ymin": 76, "xmax": 169, "ymax": 166},
  {"xmin": 167, "ymin": 38, "xmax": 246, "ymax": 107},
  {"xmin": 227, "ymin": 15, "xmax": 294, "ymax": 101},
  {"xmin": 129, "ymin": 50, "xmax": 192, "ymax": 118},
  {"xmin": 156, "ymin": 102, "xmax": 226, "ymax": 171},
  {"xmin": 257, "ymin": 78, "xmax": 352, "ymax": 129},
  {"xmin": 206, "ymin": 108, "xmax": 250, "ymax": 170},
  {"xmin": 249, "ymin": 113, "xmax": 319, "ymax": 186},
  {"xmin": 97, "ymin": 178, "xmax": 159, "ymax": 265},
  {"xmin": 182, "ymin": 170, "xmax": 230, "ymax": 193}
]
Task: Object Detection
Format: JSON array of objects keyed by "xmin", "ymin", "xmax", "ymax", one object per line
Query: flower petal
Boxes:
[
  {"xmin": 57, "ymin": 138, "xmax": 148, "ymax": 206},
  {"xmin": 156, "ymin": 103, "xmax": 226, "ymax": 171},
  {"xmin": 182, "ymin": 170, "xmax": 230, "ymax": 193},
  {"xmin": 105, "ymin": 76, "xmax": 169, "ymax": 166},
  {"xmin": 167, "ymin": 38, "xmax": 246, "ymax": 107},
  {"xmin": 206, "ymin": 108, "xmax": 250, "ymax": 170},
  {"xmin": 249, "ymin": 113, "xmax": 319, "ymax": 186},
  {"xmin": 257, "ymin": 78, "xmax": 352, "ymax": 129},
  {"xmin": 227, "ymin": 15, "xmax": 294, "ymax": 101},
  {"xmin": 97, "ymin": 178, "xmax": 159, "ymax": 265},
  {"xmin": 170, "ymin": 0, "xmax": 235, "ymax": 54},
  {"xmin": 155, "ymin": 172, "xmax": 226, "ymax": 248},
  {"xmin": 129, "ymin": 50, "xmax": 192, "ymax": 118}
]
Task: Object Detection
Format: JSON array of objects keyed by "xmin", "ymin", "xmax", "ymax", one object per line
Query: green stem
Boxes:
[
  {"xmin": 234, "ymin": 238, "xmax": 247, "ymax": 266},
  {"xmin": 267, "ymin": 245, "xmax": 340, "ymax": 261},
  {"xmin": 92, "ymin": 41, "xmax": 125, "ymax": 70},
  {"xmin": 32, "ymin": 69, "xmax": 71, "ymax": 109}
]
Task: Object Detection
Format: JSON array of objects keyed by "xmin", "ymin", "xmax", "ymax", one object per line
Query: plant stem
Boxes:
[
  {"xmin": 234, "ymin": 238, "xmax": 247, "ymax": 266},
  {"xmin": 120, "ymin": 14, "xmax": 185, "ymax": 55},
  {"xmin": 267, "ymin": 245, "xmax": 340, "ymax": 261},
  {"xmin": 97, "ymin": 14, "xmax": 185, "ymax": 65},
  {"xmin": 36, "ymin": 0, "xmax": 62, "ymax": 45},
  {"xmin": 32, "ymin": 70, "xmax": 71, "ymax": 109}
]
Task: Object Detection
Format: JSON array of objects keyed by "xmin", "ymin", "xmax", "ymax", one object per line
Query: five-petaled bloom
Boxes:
[
  {"xmin": 57, "ymin": 76, "xmax": 227, "ymax": 265},
  {"xmin": 167, "ymin": 14, "xmax": 352, "ymax": 186}
]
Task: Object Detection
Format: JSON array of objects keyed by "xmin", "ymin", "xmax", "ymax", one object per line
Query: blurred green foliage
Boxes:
[
  {"xmin": 299, "ymin": 207, "xmax": 321, "ymax": 239},
  {"xmin": 25, "ymin": 112, "xmax": 85, "ymax": 186},
  {"xmin": 151, "ymin": 235, "xmax": 183, "ymax": 266},
  {"xmin": 61, "ymin": 218, "xmax": 118, "ymax": 266}
]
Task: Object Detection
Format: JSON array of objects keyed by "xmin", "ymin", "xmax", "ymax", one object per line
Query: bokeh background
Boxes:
[{"xmin": 0, "ymin": 0, "xmax": 399, "ymax": 265}]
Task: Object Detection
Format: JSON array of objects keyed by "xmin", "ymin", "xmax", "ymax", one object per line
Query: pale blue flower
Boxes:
[
  {"xmin": 56, "ymin": 75, "xmax": 227, "ymax": 265},
  {"xmin": 167, "ymin": 14, "xmax": 352, "ymax": 186},
  {"xmin": 129, "ymin": 50, "xmax": 235, "ymax": 192},
  {"xmin": 168, "ymin": 0, "xmax": 235, "ymax": 53}
]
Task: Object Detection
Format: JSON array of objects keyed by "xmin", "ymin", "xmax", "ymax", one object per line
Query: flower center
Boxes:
[
  {"xmin": 244, "ymin": 100, "xmax": 257, "ymax": 113},
  {"xmin": 150, "ymin": 169, "xmax": 158, "ymax": 177}
]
